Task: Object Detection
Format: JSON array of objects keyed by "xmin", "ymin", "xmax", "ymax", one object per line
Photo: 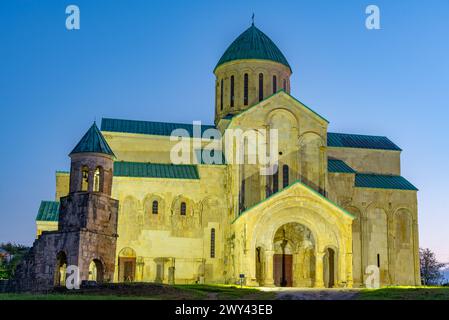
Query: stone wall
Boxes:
[
  {"xmin": 111, "ymin": 165, "xmax": 229, "ymax": 284},
  {"xmin": 14, "ymin": 190, "xmax": 119, "ymax": 292},
  {"xmin": 328, "ymin": 172, "xmax": 420, "ymax": 286},
  {"xmin": 327, "ymin": 147, "xmax": 401, "ymax": 175}
]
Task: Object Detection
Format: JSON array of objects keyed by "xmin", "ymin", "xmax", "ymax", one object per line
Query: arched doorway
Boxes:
[
  {"xmin": 255, "ymin": 247, "xmax": 265, "ymax": 285},
  {"xmin": 88, "ymin": 259, "xmax": 104, "ymax": 282},
  {"xmin": 323, "ymin": 248, "xmax": 336, "ymax": 288},
  {"xmin": 272, "ymin": 223, "xmax": 315, "ymax": 287},
  {"xmin": 118, "ymin": 247, "xmax": 136, "ymax": 282},
  {"xmin": 54, "ymin": 251, "xmax": 67, "ymax": 287}
]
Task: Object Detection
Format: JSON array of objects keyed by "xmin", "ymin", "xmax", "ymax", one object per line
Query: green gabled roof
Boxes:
[
  {"xmin": 328, "ymin": 158, "xmax": 356, "ymax": 173},
  {"xmin": 101, "ymin": 119, "xmax": 401, "ymax": 152},
  {"xmin": 70, "ymin": 122, "xmax": 115, "ymax": 157},
  {"xmin": 114, "ymin": 161, "xmax": 199, "ymax": 179},
  {"xmin": 215, "ymin": 24, "xmax": 292, "ymax": 72},
  {"xmin": 101, "ymin": 118, "xmax": 216, "ymax": 137},
  {"xmin": 36, "ymin": 201, "xmax": 60, "ymax": 222},
  {"xmin": 233, "ymin": 179, "xmax": 354, "ymax": 224},
  {"xmin": 327, "ymin": 132, "xmax": 401, "ymax": 151},
  {"xmin": 355, "ymin": 174, "xmax": 418, "ymax": 191},
  {"xmin": 194, "ymin": 149, "xmax": 227, "ymax": 165},
  {"xmin": 230, "ymin": 90, "xmax": 329, "ymax": 123}
]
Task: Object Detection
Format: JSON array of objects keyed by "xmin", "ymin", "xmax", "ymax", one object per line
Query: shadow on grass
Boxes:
[
  {"xmin": 357, "ymin": 286, "xmax": 449, "ymax": 300},
  {"xmin": 0, "ymin": 283, "xmax": 276, "ymax": 300}
]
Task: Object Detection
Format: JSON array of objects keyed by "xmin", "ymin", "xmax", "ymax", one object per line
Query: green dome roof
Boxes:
[{"xmin": 215, "ymin": 24, "xmax": 291, "ymax": 72}]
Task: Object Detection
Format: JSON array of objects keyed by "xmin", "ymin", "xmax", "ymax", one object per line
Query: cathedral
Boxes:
[{"xmin": 18, "ymin": 23, "xmax": 420, "ymax": 290}]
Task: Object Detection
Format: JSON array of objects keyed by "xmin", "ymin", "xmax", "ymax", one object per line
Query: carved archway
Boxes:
[
  {"xmin": 118, "ymin": 247, "xmax": 136, "ymax": 282},
  {"xmin": 54, "ymin": 251, "xmax": 67, "ymax": 287}
]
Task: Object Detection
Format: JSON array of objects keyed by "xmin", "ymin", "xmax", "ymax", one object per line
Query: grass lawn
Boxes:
[
  {"xmin": 357, "ymin": 286, "xmax": 449, "ymax": 300},
  {"xmin": 171, "ymin": 284, "xmax": 275, "ymax": 300},
  {"xmin": 0, "ymin": 283, "xmax": 276, "ymax": 300}
]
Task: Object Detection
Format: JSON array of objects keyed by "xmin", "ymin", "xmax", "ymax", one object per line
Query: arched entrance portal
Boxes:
[
  {"xmin": 272, "ymin": 223, "xmax": 315, "ymax": 287},
  {"xmin": 54, "ymin": 251, "xmax": 67, "ymax": 287},
  {"xmin": 88, "ymin": 259, "xmax": 104, "ymax": 282},
  {"xmin": 118, "ymin": 247, "xmax": 136, "ymax": 282},
  {"xmin": 323, "ymin": 248, "xmax": 336, "ymax": 288}
]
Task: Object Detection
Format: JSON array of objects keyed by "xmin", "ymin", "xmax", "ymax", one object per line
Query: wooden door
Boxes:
[
  {"xmin": 119, "ymin": 257, "xmax": 136, "ymax": 282},
  {"xmin": 273, "ymin": 254, "xmax": 293, "ymax": 287}
]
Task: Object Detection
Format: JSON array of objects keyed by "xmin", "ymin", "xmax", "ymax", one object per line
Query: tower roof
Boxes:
[
  {"xmin": 69, "ymin": 122, "xmax": 115, "ymax": 157},
  {"xmin": 215, "ymin": 24, "xmax": 291, "ymax": 72}
]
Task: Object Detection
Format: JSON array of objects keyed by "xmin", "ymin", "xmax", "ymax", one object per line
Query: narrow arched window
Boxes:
[
  {"xmin": 81, "ymin": 166, "xmax": 89, "ymax": 191},
  {"xmin": 210, "ymin": 228, "xmax": 216, "ymax": 258},
  {"xmin": 220, "ymin": 79, "xmax": 224, "ymax": 111},
  {"xmin": 272, "ymin": 75, "xmax": 277, "ymax": 94},
  {"xmin": 259, "ymin": 73, "xmax": 264, "ymax": 101},
  {"xmin": 273, "ymin": 169, "xmax": 279, "ymax": 193},
  {"xmin": 283, "ymin": 79, "xmax": 287, "ymax": 91},
  {"xmin": 243, "ymin": 73, "xmax": 249, "ymax": 106},
  {"xmin": 180, "ymin": 202, "xmax": 186, "ymax": 215},
  {"xmin": 282, "ymin": 165, "xmax": 289, "ymax": 188},
  {"xmin": 230, "ymin": 76, "xmax": 234, "ymax": 108},
  {"xmin": 93, "ymin": 167, "xmax": 103, "ymax": 192},
  {"xmin": 152, "ymin": 201, "xmax": 158, "ymax": 214}
]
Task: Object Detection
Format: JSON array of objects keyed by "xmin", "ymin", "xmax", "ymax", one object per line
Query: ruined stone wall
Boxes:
[
  {"xmin": 14, "ymin": 190, "xmax": 119, "ymax": 292},
  {"xmin": 13, "ymin": 231, "xmax": 80, "ymax": 292},
  {"xmin": 59, "ymin": 193, "xmax": 119, "ymax": 236}
]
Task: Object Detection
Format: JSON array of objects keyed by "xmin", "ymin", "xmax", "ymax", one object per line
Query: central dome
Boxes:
[{"xmin": 215, "ymin": 24, "xmax": 292, "ymax": 72}]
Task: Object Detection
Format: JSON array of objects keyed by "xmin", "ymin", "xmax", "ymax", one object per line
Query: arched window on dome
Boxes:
[
  {"xmin": 282, "ymin": 165, "xmax": 289, "ymax": 188},
  {"xmin": 273, "ymin": 168, "xmax": 279, "ymax": 193},
  {"xmin": 259, "ymin": 73, "xmax": 264, "ymax": 102},
  {"xmin": 230, "ymin": 75, "xmax": 235, "ymax": 108},
  {"xmin": 283, "ymin": 79, "xmax": 287, "ymax": 91},
  {"xmin": 244, "ymin": 73, "xmax": 249, "ymax": 106},
  {"xmin": 220, "ymin": 79, "xmax": 224, "ymax": 111},
  {"xmin": 272, "ymin": 75, "xmax": 277, "ymax": 94}
]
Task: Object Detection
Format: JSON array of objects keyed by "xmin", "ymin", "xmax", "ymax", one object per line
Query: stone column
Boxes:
[
  {"xmin": 314, "ymin": 251, "xmax": 325, "ymax": 288},
  {"xmin": 345, "ymin": 225, "xmax": 354, "ymax": 288},
  {"xmin": 87, "ymin": 168, "xmax": 94, "ymax": 192},
  {"xmin": 292, "ymin": 250, "xmax": 300, "ymax": 287},
  {"xmin": 264, "ymin": 250, "xmax": 275, "ymax": 287}
]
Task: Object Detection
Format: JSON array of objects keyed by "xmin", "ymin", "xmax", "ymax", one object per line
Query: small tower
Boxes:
[
  {"xmin": 58, "ymin": 122, "xmax": 119, "ymax": 282},
  {"xmin": 14, "ymin": 122, "xmax": 119, "ymax": 291},
  {"xmin": 68, "ymin": 122, "xmax": 115, "ymax": 196}
]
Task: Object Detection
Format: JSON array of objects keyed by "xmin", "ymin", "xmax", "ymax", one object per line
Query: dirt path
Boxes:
[{"xmin": 261, "ymin": 288, "xmax": 361, "ymax": 300}]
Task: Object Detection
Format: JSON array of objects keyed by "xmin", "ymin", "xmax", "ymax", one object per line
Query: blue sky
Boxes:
[{"xmin": 0, "ymin": 0, "xmax": 448, "ymax": 261}]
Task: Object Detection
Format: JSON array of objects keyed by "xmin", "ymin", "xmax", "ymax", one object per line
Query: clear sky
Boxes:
[{"xmin": 0, "ymin": 0, "xmax": 448, "ymax": 261}]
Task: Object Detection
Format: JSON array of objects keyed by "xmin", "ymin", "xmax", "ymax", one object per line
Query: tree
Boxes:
[
  {"xmin": 0, "ymin": 242, "xmax": 30, "ymax": 279},
  {"xmin": 420, "ymin": 248, "xmax": 446, "ymax": 285}
]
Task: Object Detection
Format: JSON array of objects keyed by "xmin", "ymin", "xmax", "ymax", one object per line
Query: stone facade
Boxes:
[
  {"xmin": 25, "ymin": 23, "xmax": 420, "ymax": 290},
  {"xmin": 14, "ymin": 151, "xmax": 119, "ymax": 291}
]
